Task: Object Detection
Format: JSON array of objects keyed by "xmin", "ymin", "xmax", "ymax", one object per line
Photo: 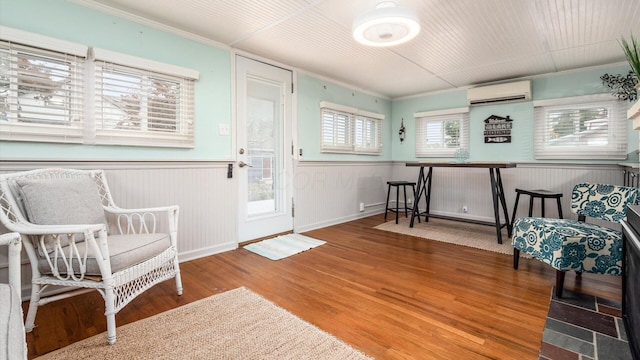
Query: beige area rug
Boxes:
[
  {"xmin": 37, "ymin": 287, "xmax": 372, "ymax": 360},
  {"xmin": 375, "ymin": 216, "xmax": 517, "ymax": 255}
]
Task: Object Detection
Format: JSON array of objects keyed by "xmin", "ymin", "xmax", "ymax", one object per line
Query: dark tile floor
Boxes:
[{"xmin": 539, "ymin": 287, "xmax": 633, "ymax": 360}]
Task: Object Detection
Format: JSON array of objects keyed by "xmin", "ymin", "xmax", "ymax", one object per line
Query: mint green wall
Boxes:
[
  {"xmin": 0, "ymin": 0, "xmax": 232, "ymax": 160},
  {"xmin": 391, "ymin": 64, "xmax": 639, "ymax": 163},
  {"xmin": 1, "ymin": 0, "xmax": 636, "ymax": 164},
  {"xmin": 297, "ymin": 75, "xmax": 392, "ymax": 161}
]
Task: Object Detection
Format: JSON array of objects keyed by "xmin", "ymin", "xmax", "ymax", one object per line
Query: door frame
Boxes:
[{"xmin": 234, "ymin": 53, "xmax": 298, "ymax": 243}]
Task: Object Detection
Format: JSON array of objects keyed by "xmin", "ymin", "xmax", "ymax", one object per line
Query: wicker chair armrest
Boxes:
[
  {"xmin": 0, "ymin": 232, "xmax": 21, "ymax": 247},
  {"xmin": 6, "ymin": 222, "xmax": 106, "ymax": 235}
]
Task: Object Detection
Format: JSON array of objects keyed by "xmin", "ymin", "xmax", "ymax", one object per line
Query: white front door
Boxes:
[{"xmin": 236, "ymin": 56, "xmax": 293, "ymax": 242}]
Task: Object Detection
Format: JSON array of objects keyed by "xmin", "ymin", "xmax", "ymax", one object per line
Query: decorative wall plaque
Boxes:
[{"xmin": 484, "ymin": 115, "xmax": 512, "ymax": 143}]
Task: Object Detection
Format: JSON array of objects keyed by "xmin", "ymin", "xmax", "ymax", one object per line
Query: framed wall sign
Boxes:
[{"xmin": 484, "ymin": 115, "xmax": 512, "ymax": 143}]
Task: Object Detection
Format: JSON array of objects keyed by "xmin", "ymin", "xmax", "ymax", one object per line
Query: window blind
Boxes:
[
  {"xmin": 0, "ymin": 40, "xmax": 85, "ymax": 143},
  {"xmin": 534, "ymin": 98, "xmax": 627, "ymax": 160},
  {"xmin": 93, "ymin": 60, "xmax": 195, "ymax": 148},
  {"xmin": 414, "ymin": 109, "xmax": 469, "ymax": 157}
]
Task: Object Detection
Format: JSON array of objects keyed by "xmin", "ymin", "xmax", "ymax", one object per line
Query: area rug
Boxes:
[
  {"xmin": 539, "ymin": 287, "xmax": 632, "ymax": 360},
  {"xmin": 375, "ymin": 216, "xmax": 515, "ymax": 255},
  {"xmin": 36, "ymin": 287, "xmax": 371, "ymax": 360},
  {"xmin": 243, "ymin": 233, "xmax": 326, "ymax": 260}
]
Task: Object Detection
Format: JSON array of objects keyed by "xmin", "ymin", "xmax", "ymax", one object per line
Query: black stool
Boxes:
[
  {"xmin": 385, "ymin": 181, "xmax": 417, "ymax": 224},
  {"xmin": 509, "ymin": 188, "xmax": 563, "ymax": 236}
]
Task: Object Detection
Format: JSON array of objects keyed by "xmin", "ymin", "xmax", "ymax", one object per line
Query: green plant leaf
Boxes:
[{"xmin": 620, "ymin": 34, "xmax": 640, "ymax": 84}]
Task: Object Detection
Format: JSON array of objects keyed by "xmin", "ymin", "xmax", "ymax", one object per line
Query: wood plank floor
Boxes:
[{"xmin": 24, "ymin": 214, "xmax": 621, "ymax": 359}]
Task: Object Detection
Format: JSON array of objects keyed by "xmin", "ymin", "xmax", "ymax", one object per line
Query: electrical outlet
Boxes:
[
  {"xmin": 463, "ymin": 205, "xmax": 468, "ymax": 213},
  {"xmin": 359, "ymin": 202, "xmax": 365, "ymax": 212}
]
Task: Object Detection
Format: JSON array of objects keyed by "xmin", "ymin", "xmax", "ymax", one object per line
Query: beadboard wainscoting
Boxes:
[
  {"xmin": 0, "ymin": 161, "xmax": 238, "ymax": 298},
  {"xmin": 293, "ymin": 161, "xmax": 394, "ymax": 233},
  {"xmin": 392, "ymin": 162, "xmax": 624, "ymax": 224},
  {"xmin": 0, "ymin": 160, "xmax": 628, "ymax": 299}
]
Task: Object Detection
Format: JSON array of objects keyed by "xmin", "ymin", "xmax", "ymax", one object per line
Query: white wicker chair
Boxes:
[
  {"xmin": 0, "ymin": 232, "xmax": 26, "ymax": 359},
  {"xmin": 0, "ymin": 168, "xmax": 182, "ymax": 345}
]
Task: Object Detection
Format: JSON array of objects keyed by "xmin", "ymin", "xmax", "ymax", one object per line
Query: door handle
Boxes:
[{"xmin": 238, "ymin": 161, "xmax": 253, "ymax": 168}]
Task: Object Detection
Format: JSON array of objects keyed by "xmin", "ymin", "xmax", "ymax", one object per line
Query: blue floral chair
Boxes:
[{"xmin": 512, "ymin": 183, "xmax": 638, "ymax": 297}]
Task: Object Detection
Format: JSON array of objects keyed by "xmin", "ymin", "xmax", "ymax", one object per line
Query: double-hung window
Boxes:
[
  {"xmin": 0, "ymin": 26, "xmax": 198, "ymax": 148},
  {"xmin": 533, "ymin": 95, "xmax": 627, "ymax": 159},
  {"xmin": 414, "ymin": 107, "xmax": 469, "ymax": 157},
  {"xmin": 0, "ymin": 29, "xmax": 87, "ymax": 143},
  {"xmin": 93, "ymin": 49, "xmax": 197, "ymax": 148},
  {"xmin": 320, "ymin": 101, "xmax": 383, "ymax": 154}
]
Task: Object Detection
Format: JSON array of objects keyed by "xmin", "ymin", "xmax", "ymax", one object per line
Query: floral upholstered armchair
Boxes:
[{"xmin": 512, "ymin": 183, "xmax": 638, "ymax": 297}]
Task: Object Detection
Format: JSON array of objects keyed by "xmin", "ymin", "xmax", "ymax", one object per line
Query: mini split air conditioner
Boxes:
[{"xmin": 467, "ymin": 80, "xmax": 531, "ymax": 106}]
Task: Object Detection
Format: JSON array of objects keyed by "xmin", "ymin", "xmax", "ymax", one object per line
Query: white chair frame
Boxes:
[
  {"xmin": 0, "ymin": 168, "xmax": 182, "ymax": 344},
  {"xmin": 0, "ymin": 231, "xmax": 26, "ymax": 359}
]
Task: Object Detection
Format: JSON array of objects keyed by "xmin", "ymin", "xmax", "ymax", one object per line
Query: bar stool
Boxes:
[
  {"xmin": 509, "ymin": 188, "xmax": 563, "ymax": 237},
  {"xmin": 385, "ymin": 181, "xmax": 417, "ymax": 224}
]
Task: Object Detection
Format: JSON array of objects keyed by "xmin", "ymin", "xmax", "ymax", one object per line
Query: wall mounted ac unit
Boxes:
[{"xmin": 467, "ymin": 80, "xmax": 531, "ymax": 106}]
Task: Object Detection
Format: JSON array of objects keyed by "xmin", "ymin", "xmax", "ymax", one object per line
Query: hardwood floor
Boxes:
[{"xmin": 24, "ymin": 214, "xmax": 621, "ymax": 359}]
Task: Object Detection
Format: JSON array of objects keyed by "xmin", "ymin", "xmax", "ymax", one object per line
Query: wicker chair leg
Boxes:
[
  {"xmin": 175, "ymin": 274, "xmax": 183, "ymax": 296},
  {"xmin": 174, "ymin": 258, "xmax": 183, "ymax": 296},
  {"xmin": 555, "ymin": 271, "xmax": 565, "ymax": 298},
  {"xmin": 24, "ymin": 285, "xmax": 40, "ymax": 332},
  {"xmin": 104, "ymin": 288, "xmax": 117, "ymax": 345}
]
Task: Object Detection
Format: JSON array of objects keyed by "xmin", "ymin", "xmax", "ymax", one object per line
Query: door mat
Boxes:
[{"xmin": 243, "ymin": 233, "xmax": 326, "ymax": 260}]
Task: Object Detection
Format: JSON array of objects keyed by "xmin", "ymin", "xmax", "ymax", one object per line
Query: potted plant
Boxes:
[{"xmin": 620, "ymin": 34, "xmax": 640, "ymax": 86}]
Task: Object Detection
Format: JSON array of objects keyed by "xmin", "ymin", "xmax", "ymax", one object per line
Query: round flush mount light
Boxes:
[{"xmin": 352, "ymin": 1, "xmax": 421, "ymax": 47}]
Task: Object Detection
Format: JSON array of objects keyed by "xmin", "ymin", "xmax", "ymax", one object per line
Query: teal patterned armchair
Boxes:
[{"xmin": 512, "ymin": 183, "xmax": 638, "ymax": 297}]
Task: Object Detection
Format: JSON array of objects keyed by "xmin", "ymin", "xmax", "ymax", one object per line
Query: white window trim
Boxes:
[
  {"xmin": 0, "ymin": 25, "xmax": 87, "ymax": 57},
  {"xmin": 533, "ymin": 94, "xmax": 627, "ymax": 160},
  {"xmin": 414, "ymin": 107, "xmax": 470, "ymax": 158},
  {"xmin": 93, "ymin": 48, "xmax": 199, "ymax": 80},
  {"xmin": 320, "ymin": 101, "xmax": 384, "ymax": 155}
]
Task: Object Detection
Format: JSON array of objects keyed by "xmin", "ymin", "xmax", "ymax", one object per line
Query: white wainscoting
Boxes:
[
  {"xmin": 0, "ymin": 161, "xmax": 238, "ymax": 298},
  {"xmin": 0, "ymin": 160, "xmax": 629, "ymax": 298},
  {"xmin": 392, "ymin": 162, "xmax": 625, "ymax": 223},
  {"xmin": 293, "ymin": 161, "xmax": 394, "ymax": 232}
]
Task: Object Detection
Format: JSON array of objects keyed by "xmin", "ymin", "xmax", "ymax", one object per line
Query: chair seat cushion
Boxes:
[
  {"xmin": 37, "ymin": 233, "xmax": 171, "ymax": 276},
  {"xmin": 512, "ymin": 217, "xmax": 622, "ymax": 274}
]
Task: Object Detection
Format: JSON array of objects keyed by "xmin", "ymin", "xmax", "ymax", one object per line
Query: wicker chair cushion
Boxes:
[
  {"xmin": 15, "ymin": 176, "xmax": 108, "ymax": 256},
  {"xmin": 0, "ymin": 284, "xmax": 26, "ymax": 359},
  {"xmin": 37, "ymin": 233, "xmax": 171, "ymax": 276},
  {"xmin": 512, "ymin": 217, "xmax": 622, "ymax": 274}
]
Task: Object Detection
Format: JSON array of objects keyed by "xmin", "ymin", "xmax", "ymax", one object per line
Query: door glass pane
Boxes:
[{"xmin": 246, "ymin": 77, "xmax": 281, "ymax": 216}]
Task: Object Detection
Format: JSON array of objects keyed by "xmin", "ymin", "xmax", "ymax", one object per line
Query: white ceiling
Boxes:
[{"xmin": 79, "ymin": 0, "xmax": 640, "ymax": 99}]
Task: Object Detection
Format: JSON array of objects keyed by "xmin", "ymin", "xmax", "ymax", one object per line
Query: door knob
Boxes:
[{"xmin": 238, "ymin": 161, "xmax": 253, "ymax": 168}]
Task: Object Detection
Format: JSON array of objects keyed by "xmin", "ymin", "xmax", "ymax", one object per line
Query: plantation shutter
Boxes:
[
  {"xmin": 321, "ymin": 108, "xmax": 352, "ymax": 152},
  {"xmin": 320, "ymin": 101, "xmax": 384, "ymax": 154}
]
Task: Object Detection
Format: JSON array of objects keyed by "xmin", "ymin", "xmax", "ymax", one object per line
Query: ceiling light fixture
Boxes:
[{"xmin": 352, "ymin": 1, "xmax": 421, "ymax": 47}]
